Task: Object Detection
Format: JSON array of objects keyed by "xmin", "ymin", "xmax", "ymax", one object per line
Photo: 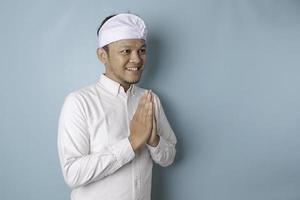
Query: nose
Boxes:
[{"xmin": 129, "ymin": 51, "xmax": 142, "ymax": 64}]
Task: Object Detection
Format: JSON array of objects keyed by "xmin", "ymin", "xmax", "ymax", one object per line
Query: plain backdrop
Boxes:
[{"xmin": 1, "ymin": 0, "xmax": 300, "ymax": 199}]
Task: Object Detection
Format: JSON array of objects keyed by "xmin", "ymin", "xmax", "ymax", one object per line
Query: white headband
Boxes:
[{"xmin": 97, "ymin": 13, "xmax": 147, "ymax": 48}]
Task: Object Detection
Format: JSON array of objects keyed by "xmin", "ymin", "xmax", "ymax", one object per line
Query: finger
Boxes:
[
  {"xmin": 149, "ymin": 90, "xmax": 153, "ymax": 102},
  {"xmin": 147, "ymin": 90, "xmax": 151, "ymax": 102},
  {"xmin": 152, "ymin": 111, "xmax": 156, "ymax": 126},
  {"xmin": 136, "ymin": 91, "xmax": 148, "ymax": 116},
  {"xmin": 148, "ymin": 91, "xmax": 154, "ymax": 118},
  {"xmin": 149, "ymin": 90, "xmax": 154, "ymax": 107},
  {"xmin": 137, "ymin": 90, "xmax": 152, "ymax": 124},
  {"xmin": 140, "ymin": 91, "xmax": 148, "ymax": 106},
  {"xmin": 147, "ymin": 101, "xmax": 153, "ymax": 121},
  {"xmin": 142, "ymin": 100, "xmax": 151, "ymax": 124},
  {"xmin": 147, "ymin": 90, "xmax": 155, "ymax": 118},
  {"xmin": 141, "ymin": 90, "xmax": 150, "ymax": 111},
  {"xmin": 151, "ymin": 114, "xmax": 156, "ymax": 137}
]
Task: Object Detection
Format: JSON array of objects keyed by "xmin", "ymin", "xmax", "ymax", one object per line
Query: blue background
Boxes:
[{"xmin": 1, "ymin": 0, "xmax": 300, "ymax": 199}]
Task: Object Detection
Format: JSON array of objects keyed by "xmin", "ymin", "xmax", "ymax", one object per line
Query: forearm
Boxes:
[
  {"xmin": 147, "ymin": 136, "xmax": 176, "ymax": 167},
  {"xmin": 148, "ymin": 93, "xmax": 177, "ymax": 166},
  {"xmin": 59, "ymin": 138, "xmax": 134, "ymax": 189},
  {"xmin": 147, "ymin": 134, "xmax": 160, "ymax": 147}
]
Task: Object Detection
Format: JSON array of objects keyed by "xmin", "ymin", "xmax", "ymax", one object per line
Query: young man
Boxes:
[{"xmin": 58, "ymin": 13, "xmax": 177, "ymax": 200}]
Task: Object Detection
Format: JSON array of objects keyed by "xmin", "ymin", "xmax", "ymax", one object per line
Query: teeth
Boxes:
[{"xmin": 127, "ymin": 67, "xmax": 138, "ymax": 71}]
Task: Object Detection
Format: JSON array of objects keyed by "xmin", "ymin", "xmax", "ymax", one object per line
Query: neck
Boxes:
[
  {"xmin": 121, "ymin": 84, "xmax": 131, "ymax": 92},
  {"xmin": 103, "ymin": 73, "xmax": 131, "ymax": 92}
]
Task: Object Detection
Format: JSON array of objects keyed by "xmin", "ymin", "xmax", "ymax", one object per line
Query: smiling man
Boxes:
[{"xmin": 58, "ymin": 13, "xmax": 177, "ymax": 200}]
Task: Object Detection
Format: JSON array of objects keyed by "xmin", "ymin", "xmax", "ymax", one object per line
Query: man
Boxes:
[{"xmin": 57, "ymin": 13, "xmax": 177, "ymax": 200}]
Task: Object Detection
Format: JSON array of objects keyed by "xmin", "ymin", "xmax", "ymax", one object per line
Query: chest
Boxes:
[{"xmin": 86, "ymin": 94, "xmax": 139, "ymax": 153}]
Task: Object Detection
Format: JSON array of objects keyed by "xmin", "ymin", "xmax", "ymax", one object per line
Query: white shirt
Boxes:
[{"xmin": 58, "ymin": 74, "xmax": 177, "ymax": 200}]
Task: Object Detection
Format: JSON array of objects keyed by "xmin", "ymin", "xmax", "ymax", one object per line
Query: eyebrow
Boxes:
[{"xmin": 120, "ymin": 44, "xmax": 147, "ymax": 49}]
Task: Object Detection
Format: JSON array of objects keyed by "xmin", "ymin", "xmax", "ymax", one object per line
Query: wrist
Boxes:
[
  {"xmin": 128, "ymin": 135, "xmax": 138, "ymax": 151},
  {"xmin": 148, "ymin": 135, "xmax": 160, "ymax": 147}
]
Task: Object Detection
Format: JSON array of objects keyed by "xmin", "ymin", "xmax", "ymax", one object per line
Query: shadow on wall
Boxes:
[
  {"xmin": 139, "ymin": 32, "xmax": 161, "ymax": 87},
  {"xmin": 151, "ymin": 120, "xmax": 184, "ymax": 200},
  {"xmin": 140, "ymin": 32, "xmax": 184, "ymax": 200}
]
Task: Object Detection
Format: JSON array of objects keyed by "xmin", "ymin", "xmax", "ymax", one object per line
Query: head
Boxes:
[
  {"xmin": 96, "ymin": 13, "xmax": 147, "ymax": 90},
  {"xmin": 96, "ymin": 14, "xmax": 116, "ymax": 54}
]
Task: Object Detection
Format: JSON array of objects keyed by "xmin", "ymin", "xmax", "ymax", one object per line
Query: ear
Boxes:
[{"xmin": 96, "ymin": 48, "xmax": 108, "ymax": 64}]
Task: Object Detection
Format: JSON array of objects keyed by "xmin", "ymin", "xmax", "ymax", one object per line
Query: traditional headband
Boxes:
[{"xmin": 97, "ymin": 13, "xmax": 147, "ymax": 48}]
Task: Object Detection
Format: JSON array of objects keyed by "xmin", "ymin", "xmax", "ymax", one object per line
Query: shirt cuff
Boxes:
[
  {"xmin": 111, "ymin": 138, "xmax": 135, "ymax": 167},
  {"xmin": 146, "ymin": 136, "xmax": 166, "ymax": 155}
]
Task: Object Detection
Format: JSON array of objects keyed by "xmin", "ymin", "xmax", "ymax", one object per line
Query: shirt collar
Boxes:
[{"xmin": 97, "ymin": 74, "xmax": 135, "ymax": 96}]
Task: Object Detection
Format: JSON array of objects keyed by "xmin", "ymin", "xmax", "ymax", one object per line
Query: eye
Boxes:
[
  {"xmin": 139, "ymin": 48, "xmax": 146, "ymax": 55},
  {"xmin": 120, "ymin": 49, "xmax": 131, "ymax": 55}
]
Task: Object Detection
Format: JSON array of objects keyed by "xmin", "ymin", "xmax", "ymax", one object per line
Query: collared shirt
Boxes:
[{"xmin": 58, "ymin": 74, "xmax": 177, "ymax": 200}]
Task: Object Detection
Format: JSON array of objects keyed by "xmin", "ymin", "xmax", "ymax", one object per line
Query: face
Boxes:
[{"xmin": 97, "ymin": 39, "xmax": 147, "ymax": 90}]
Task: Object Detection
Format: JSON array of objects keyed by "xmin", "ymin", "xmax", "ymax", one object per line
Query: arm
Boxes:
[
  {"xmin": 147, "ymin": 94, "xmax": 177, "ymax": 167},
  {"xmin": 57, "ymin": 94, "xmax": 135, "ymax": 189}
]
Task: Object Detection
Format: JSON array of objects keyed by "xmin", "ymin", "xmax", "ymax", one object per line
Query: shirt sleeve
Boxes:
[
  {"xmin": 57, "ymin": 93, "xmax": 135, "ymax": 189},
  {"xmin": 146, "ymin": 94, "xmax": 177, "ymax": 167}
]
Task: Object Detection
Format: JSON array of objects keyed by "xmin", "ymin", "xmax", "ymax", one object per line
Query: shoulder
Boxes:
[
  {"xmin": 65, "ymin": 83, "xmax": 99, "ymax": 102},
  {"xmin": 60, "ymin": 83, "xmax": 101, "ymax": 118},
  {"xmin": 62, "ymin": 83, "xmax": 101, "ymax": 111}
]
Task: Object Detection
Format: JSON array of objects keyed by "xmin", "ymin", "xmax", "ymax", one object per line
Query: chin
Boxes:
[
  {"xmin": 126, "ymin": 77, "xmax": 141, "ymax": 85},
  {"xmin": 129, "ymin": 79, "xmax": 140, "ymax": 84}
]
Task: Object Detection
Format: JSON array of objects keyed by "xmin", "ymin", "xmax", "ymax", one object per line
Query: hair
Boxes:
[{"xmin": 97, "ymin": 14, "xmax": 117, "ymax": 53}]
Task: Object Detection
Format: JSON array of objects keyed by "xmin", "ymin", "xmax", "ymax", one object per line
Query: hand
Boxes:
[
  {"xmin": 129, "ymin": 90, "xmax": 153, "ymax": 151},
  {"xmin": 147, "ymin": 96, "xmax": 159, "ymax": 147}
]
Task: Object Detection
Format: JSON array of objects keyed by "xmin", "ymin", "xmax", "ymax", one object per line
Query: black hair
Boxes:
[{"xmin": 97, "ymin": 14, "xmax": 117, "ymax": 53}]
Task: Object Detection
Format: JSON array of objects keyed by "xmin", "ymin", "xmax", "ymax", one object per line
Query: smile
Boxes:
[{"xmin": 126, "ymin": 67, "xmax": 139, "ymax": 71}]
